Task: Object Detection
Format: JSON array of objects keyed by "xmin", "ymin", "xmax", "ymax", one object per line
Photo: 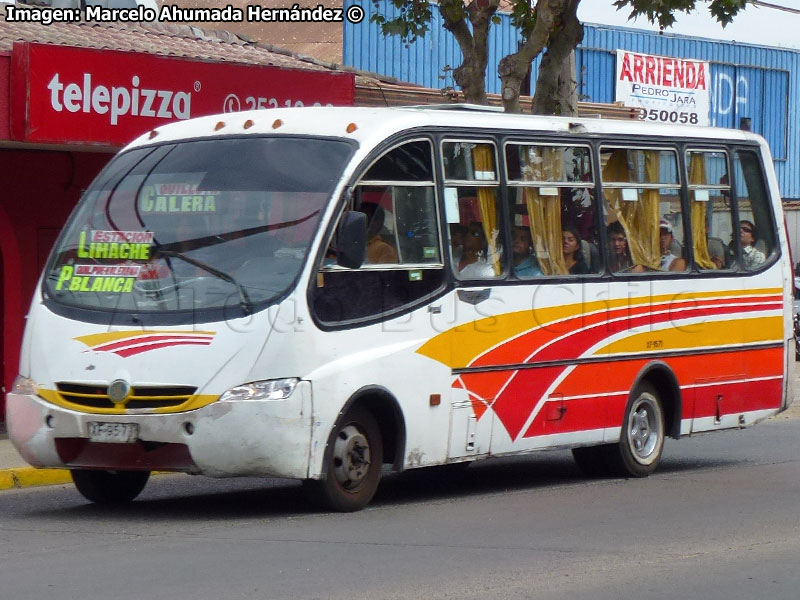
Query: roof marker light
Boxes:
[
  {"xmin": 346, "ymin": 122, "xmax": 358, "ymax": 134},
  {"xmin": 272, "ymin": 119, "xmax": 283, "ymax": 129},
  {"xmin": 214, "ymin": 121, "xmax": 225, "ymax": 131},
  {"xmin": 244, "ymin": 119, "xmax": 255, "ymax": 130}
]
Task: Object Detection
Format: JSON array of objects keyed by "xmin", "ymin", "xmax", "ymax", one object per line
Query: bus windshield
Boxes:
[{"xmin": 43, "ymin": 136, "xmax": 355, "ymax": 316}]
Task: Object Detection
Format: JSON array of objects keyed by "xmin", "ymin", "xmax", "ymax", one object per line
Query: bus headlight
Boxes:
[
  {"xmin": 11, "ymin": 375, "xmax": 38, "ymax": 395},
  {"xmin": 218, "ymin": 378, "xmax": 299, "ymax": 402}
]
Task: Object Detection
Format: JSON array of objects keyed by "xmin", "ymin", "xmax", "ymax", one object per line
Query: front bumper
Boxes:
[{"xmin": 6, "ymin": 382, "xmax": 313, "ymax": 479}]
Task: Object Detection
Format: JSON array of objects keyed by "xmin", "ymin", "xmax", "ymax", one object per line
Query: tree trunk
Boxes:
[
  {"xmin": 497, "ymin": 0, "xmax": 563, "ymax": 113},
  {"xmin": 440, "ymin": 0, "xmax": 499, "ymax": 105},
  {"xmin": 557, "ymin": 50, "xmax": 579, "ymax": 115},
  {"xmin": 530, "ymin": 0, "xmax": 583, "ymax": 115}
]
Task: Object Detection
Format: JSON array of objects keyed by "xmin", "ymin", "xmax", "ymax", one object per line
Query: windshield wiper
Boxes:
[{"xmin": 156, "ymin": 250, "xmax": 253, "ymax": 315}]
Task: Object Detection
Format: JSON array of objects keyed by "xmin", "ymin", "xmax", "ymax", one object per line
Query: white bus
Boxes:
[{"xmin": 6, "ymin": 106, "xmax": 794, "ymax": 511}]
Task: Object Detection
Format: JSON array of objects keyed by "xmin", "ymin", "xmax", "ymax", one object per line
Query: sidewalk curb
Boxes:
[{"xmin": 0, "ymin": 467, "xmax": 72, "ymax": 490}]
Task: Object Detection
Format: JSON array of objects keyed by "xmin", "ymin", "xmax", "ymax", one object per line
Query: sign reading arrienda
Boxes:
[
  {"xmin": 10, "ymin": 42, "xmax": 355, "ymax": 147},
  {"xmin": 615, "ymin": 50, "xmax": 710, "ymax": 127}
]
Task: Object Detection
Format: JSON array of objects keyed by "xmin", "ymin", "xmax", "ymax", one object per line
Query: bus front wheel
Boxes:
[
  {"xmin": 71, "ymin": 469, "xmax": 150, "ymax": 504},
  {"xmin": 304, "ymin": 408, "xmax": 383, "ymax": 512}
]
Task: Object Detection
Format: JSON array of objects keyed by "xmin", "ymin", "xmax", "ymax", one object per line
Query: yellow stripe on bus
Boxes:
[
  {"xmin": 37, "ymin": 389, "xmax": 220, "ymax": 415},
  {"xmin": 593, "ymin": 315, "xmax": 783, "ymax": 356},
  {"xmin": 74, "ymin": 330, "xmax": 216, "ymax": 348},
  {"xmin": 417, "ymin": 288, "xmax": 782, "ymax": 368}
]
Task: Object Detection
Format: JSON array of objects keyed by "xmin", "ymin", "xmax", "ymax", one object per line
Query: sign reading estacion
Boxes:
[
  {"xmin": 10, "ymin": 42, "xmax": 355, "ymax": 147},
  {"xmin": 615, "ymin": 50, "xmax": 710, "ymax": 127}
]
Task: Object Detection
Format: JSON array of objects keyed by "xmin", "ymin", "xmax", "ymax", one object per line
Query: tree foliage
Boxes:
[
  {"xmin": 614, "ymin": 0, "xmax": 750, "ymax": 30},
  {"xmin": 370, "ymin": 0, "xmax": 752, "ymax": 115}
]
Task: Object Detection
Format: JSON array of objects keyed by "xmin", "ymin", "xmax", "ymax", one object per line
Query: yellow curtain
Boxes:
[
  {"xmin": 689, "ymin": 153, "xmax": 716, "ymax": 269},
  {"xmin": 472, "ymin": 145, "xmax": 501, "ymax": 275},
  {"xmin": 602, "ymin": 150, "xmax": 660, "ymax": 270},
  {"xmin": 523, "ymin": 147, "xmax": 566, "ymax": 275}
]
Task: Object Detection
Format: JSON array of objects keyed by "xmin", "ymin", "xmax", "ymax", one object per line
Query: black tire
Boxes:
[
  {"xmin": 304, "ymin": 408, "xmax": 383, "ymax": 512},
  {"xmin": 71, "ymin": 469, "xmax": 150, "ymax": 504},
  {"xmin": 607, "ymin": 383, "xmax": 665, "ymax": 477}
]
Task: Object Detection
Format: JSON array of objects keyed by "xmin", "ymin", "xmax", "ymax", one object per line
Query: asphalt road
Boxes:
[{"xmin": 1, "ymin": 410, "xmax": 798, "ymax": 600}]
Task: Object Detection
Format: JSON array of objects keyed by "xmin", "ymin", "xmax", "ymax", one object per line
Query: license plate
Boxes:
[{"xmin": 87, "ymin": 422, "xmax": 139, "ymax": 444}]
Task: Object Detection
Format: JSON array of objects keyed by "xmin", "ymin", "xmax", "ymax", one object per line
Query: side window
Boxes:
[
  {"xmin": 312, "ymin": 139, "xmax": 445, "ymax": 323},
  {"xmin": 442, "ymin": 141, "xmax": 505, "ymax": 279},
  {"xmin": 355, "ymin": 140, "xmax": 441, "ymax": 266},
  {"xmin": 601, "ymin": 147, "xmax": 685, "ymax": 273},
  {"xmin": 686, "ymin": 150, "xmax": 734, "ymax": 270},
  {"xmin": 733, "ymin": 149, "xmax": 776, "ymax": 271},
  {"xmin": 505, "ymin": 143, "xmax": 596, "ymax": 276}
]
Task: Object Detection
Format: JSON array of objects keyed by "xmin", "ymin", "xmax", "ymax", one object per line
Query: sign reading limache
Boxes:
[{"xmin": 615, "ymin": 50, "xmax": 710, "ymax": 127}]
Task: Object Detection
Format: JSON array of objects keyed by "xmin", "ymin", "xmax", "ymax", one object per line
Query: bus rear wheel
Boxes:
[
  {"xmin": 71, "ymin": 469, "xmax": 150, "ymax": 504},
  {"xmin": 572, "ymin": 383, "xmax": 665, "ymax": 478},
  {"xmin": 611, "ymin": 383, "xmax": 665, "ymax": 477},
  {"xmin": 304, "ymin": 408, "xmax": 383, "ymax": 512}
]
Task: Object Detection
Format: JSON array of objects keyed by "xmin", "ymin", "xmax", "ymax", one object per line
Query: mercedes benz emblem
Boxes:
[{"xmin": 108, "ymin": 379, "xmax": 131, "ymax": 403}]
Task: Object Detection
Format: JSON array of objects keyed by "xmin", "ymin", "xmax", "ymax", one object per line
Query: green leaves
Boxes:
[
  {"xmin": 508, "ymin": 0, "xmax": 537, "ymax": 37},
  {"xmin": 612, "ymin": 0, "xmax": 752, "ymax": 29},
  {"xmin": 370, "ymin": 0, "xmax": 434, "ymax": 42}
]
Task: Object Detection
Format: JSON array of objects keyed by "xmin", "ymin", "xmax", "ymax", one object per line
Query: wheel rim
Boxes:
[
  {"xmin": 627, "ymin": 393, "xmax": 663, "ymax": 465},
  {"xmin": 332, "ymin": 424, "xmax": 371, "ymax": 492}
]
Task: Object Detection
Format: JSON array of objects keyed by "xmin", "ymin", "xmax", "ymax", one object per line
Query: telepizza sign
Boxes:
[
  {"xmin": 10, "ymin": 42, "xmax": 355, "ymax": 146},
  {"xmin": 615, "ymin": 50, "xmax": 710, "ymax": 126}
]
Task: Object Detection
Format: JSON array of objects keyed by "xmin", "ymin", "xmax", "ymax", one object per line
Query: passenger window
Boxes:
[
  {"xmin": 601, "ymin": 147, "xmax": 686, "ymax": 273},
  {"xmin": 355, "ymin": 139, "xmax": 440, "ymax": 266},
  {"xmin": 442, "ymin": 141, "xmax": 504, "ymax": 279},
  {"xmin": 313, "ymin": 139, "xmax": 444, "ymax": 323},
  {"xmin": 505, "ymin": 143, "xmax": 597, "ymax": 276},
  {"xmin": 733, "ymin": 150, "xmax": 776, "ymax": 270},
  {"xmin": 686, "ymin": 150, "xmax": 734, "ymax": 270}
]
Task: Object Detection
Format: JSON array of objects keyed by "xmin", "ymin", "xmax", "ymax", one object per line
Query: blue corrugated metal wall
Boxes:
[
  {"xmin": 578, "ymin": 26, "xmax": 795, "ymax": 195},
  {"xmin": 345, "ymin": 1, "xmax": 519, "ymax": 92},
  {"xmin": 344, "ymin": 2, "xmax": 800, "ymax": 199}
]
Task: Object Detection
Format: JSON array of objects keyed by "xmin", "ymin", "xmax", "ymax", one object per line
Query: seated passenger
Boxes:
[
  {"xmin": 705, "ymin": 223, "xmax": 729, "ymax": 269},
  {"xmin": 512, "ymin": 226, "xmax": 542, "ymax": 277},
  {"xmin": 562, "ymin": 225, "xmax": 590, "ymax": 275},
  {"xmin": 360, "ymin": 202, "xmax": 398, "ymax": 264},
  {"xmin": 607, "ymin": 221, "xmax": 634, "ymax": 272},
  {"xmin": 449, "ymin": 223, "xmax": 467, "ymax": 264},
  {"xmin": 458, "ymin": 222, "xmax": 495, "ymax": 278},
  {"xmin": 739, "ymin": 219, "xmax": 766, "ymax": 269},
  {"xmin": 659, "ymin": 219, "xmax": 686, "ymax": 271}
]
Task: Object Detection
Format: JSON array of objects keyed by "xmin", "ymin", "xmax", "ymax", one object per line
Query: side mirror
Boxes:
[{"xmin": 337, "ymin": 211, "xmax": 367, "ymax": 269}]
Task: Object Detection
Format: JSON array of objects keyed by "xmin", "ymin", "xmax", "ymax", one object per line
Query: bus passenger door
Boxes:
[{"xmin": 440, "ymin": 285, "xmax": 501, "ymax": 460}]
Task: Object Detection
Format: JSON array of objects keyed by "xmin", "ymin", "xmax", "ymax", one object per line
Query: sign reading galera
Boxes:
[{"xmin": 616, "ymin": 50, "xmax": 710, "ymax": 127}]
